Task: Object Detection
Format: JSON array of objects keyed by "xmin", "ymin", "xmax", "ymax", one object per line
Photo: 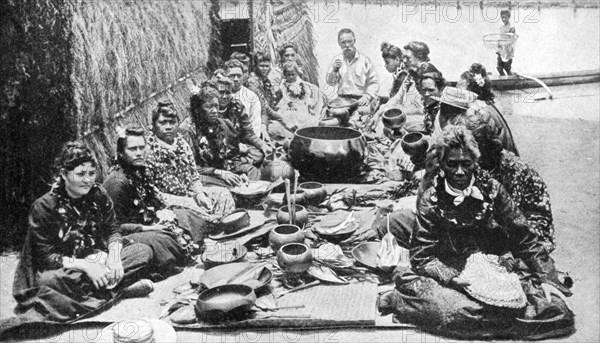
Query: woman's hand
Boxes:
[
  {"xmin": 216, "ymin": 170, "xmax": 244, "ymax": 187},
  {"xmin": 357, "ymin": 94, "xmax": 370, "ymax": 107},
  {"xmin": 142, "ymin": 223, "xmax": 170, "ymax": 232},
  {"xmin": 82, "ymin": 261, "xmax": 111, "ymax": 290},
  {"xmin": 450, "ymin": 276, "xmax": 471, "ymax": 288},
  {"xmin": 105, "ymin": 257, "xmax": 124, "ymax": 288},
  {"xmin": 195, "ymin": 190, "xmax": 214, "ymax": 211}
]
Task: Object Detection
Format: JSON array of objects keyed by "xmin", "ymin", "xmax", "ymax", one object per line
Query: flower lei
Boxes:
[
  {"xmin": 52, "ymin": 181, "xmax": 105, "ymax": 258},
  {"xmin": 431, "ymin": 170, "xmax": 495, "ymax": 226},
  {"xmin": 284, "ymin": 81, "xmax": 307, "ymax": 101}
]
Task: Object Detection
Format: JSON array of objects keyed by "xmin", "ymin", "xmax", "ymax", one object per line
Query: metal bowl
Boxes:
[{"xmin": 288, "ymin": 126, "xmax": 367, "ymax": 182}]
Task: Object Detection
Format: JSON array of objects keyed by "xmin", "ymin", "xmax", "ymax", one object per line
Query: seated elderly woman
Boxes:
[
  {"xmin": 103, "ymin": 126, "xmax": 211, "ymax": 276},
  {"xmin": 180, "ymin": 82, "xmax": 267, "ymax": 187},
  {"xmin": 268, "ymin": 61, "xmax": 325, "ymax": 143},
  {"xmin": 377, "ymin": 126, "xmax": 574, "ymax": 340},
  {"xmin": 10, "ymin": 142, "xmax": 154, "ymax": 324}
]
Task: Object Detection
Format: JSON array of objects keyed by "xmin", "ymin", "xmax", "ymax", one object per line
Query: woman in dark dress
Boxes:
[
  {"xmin": 377, "ymin": 126, "xmax": 574, "ymax": 339},
  {"xmin": 103, "ymin": 126, "xmax": 208, "ymax": 276},
  {"xmin": 9, "ymin": 142, "xmax": 153, "ymax": 325}
]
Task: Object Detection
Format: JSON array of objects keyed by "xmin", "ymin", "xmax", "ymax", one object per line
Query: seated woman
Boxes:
[
  {"xmin": 10, "ymin": 142, "xmax": 154, "ymax": 324},
  {"xmin": 457, "ymin": 63, "xmax": 519, "ymax": 155},
  {"xmin": 377, "ymin": 126, "xmax": 574, "ymax": 340},
  {"xmin": 180, "ymin": 83, "xmax": 265, "ymax": 187},
  {"xmin": 103, "ymin": 126, "xmax": 209, "ymax": 276},
  {"xmin": 268, "ymin": 61, "xmax": 325, "ymax": 143}
]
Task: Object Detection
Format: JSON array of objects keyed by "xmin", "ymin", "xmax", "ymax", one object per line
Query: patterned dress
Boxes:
[
  {"xmin": 377, "ymin": 170, "xmax": 574, "ymax": 339},
  {"xmin": 145, "ymin": 132, "xmax": 235, "ymax": 220},
  {"xmin": 488, "ymin": 151, "xmax": 555, "ymax": 252}
]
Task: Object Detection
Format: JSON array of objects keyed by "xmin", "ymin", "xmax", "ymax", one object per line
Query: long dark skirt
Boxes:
[
  {"xmin": 378, "ymin": 272, "xmax": 575, "ymax": 340},
  {"xmin": 2, "ymin": 242, "xmax": 152, "ymax": 332},
  {"xmin": 124, "ymin": 231, "xmax": 186, "ymax": 277}
]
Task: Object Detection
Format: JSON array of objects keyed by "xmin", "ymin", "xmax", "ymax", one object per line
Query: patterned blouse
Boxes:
[
  {"xmin": 488, "ymin": 151, "xmax": 555, "ymax": 251},
  {"xmin": 412, "ymin": 170, "xmax": 560, "ymax": 288},
  {"xmin": 27, "ymin": 183, "xmax": 121, "ymax": 271},
  {"xmin": 145, "ymin": 132, "xmax": 202, "ymax": 197}
]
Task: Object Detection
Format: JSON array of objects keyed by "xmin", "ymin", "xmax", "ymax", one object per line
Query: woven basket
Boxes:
[{"xmin": 459, "ymin": 252, "xmax": 527, "ymax": 309}]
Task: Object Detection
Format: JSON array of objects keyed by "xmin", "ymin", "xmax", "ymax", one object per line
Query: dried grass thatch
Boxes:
[{"xmin": 0, "ymin": 0, "xmax": 221, "ymax": 249}]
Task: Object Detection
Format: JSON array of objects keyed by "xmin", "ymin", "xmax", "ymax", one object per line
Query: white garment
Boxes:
[{"xmin": 232, "ymin": 86, "xmax": 262, "ymax": 137}]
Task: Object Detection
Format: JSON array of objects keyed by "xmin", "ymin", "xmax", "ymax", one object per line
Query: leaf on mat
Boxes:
[
  {"xmin": 169, "ymin": 305, "xmax": 197, "ymax": 324},
  {"xmin": 255, "ymin": 293, "xmax": 278, "ymax": 310},
  {"xmin": 307, "ymin": 264, "xmax": 349, "ymax": 284}
]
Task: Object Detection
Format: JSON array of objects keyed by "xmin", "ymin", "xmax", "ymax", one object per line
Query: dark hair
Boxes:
[
  {"xmin": 464, "ymin": 109, "xmax": 503, "ymax": 169},
  {"xmin": 116, "ymin": 126, "xmax": 146, "ymax": 166},
  {"xmin": 54, "ymin": 141, "xmax": 97, "ymax": 174},
  {"xmin": 151, "ymin": 100, "xmax": 178, "ymax": 125},
  {"xmin": 500, "ymin": 9, "xmax": 511, "ymax": 17},
  {"xmin": 337, "ymin": 28, "xmax": 355, "ymax": 41},
  {"xmin": 278, "ymin": 43, "xmax": 298, "ymax": 62},
  {"xmin": 255, "ymin": 51, "xmax": 271, "ymax": 64},
  {"xmin": 216, "ymin": 76, "xmax": 233, "ymax": 88},
  {"xmin": 190, "ymin": 86, "xmax": 220, "ymax": 134},
  {"xmin": 421, "ymin": 71, "xmax": 446, "ymax": 92},
  {"xmin": 380, "ymin": 42, "xmax": 403, "ymax": 60},
  {"xmin": 223, "ymin": 59, "xmax": 245, "ymax": 73},
  {"xmin": 461, "ymin": 64, "xmax": 495, "ymax": 102},
  {"xmin": 230, "ymin": 51, "xmax": 250, "ymax": 64},
  {"xmin": 404, "ymin": 41, "xmax": 430, "ymax": 62}
]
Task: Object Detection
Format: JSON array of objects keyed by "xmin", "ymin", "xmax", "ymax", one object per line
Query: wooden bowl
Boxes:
[
  {"xmin": 219, "ymin": 209, "xmax": 250, "ymax": 234},
  {"xmin": 195, "ymin": 284, "xmax": 256, "ymax": 322},
  {"xmin": 277, "ymin": 243, "xmax": 313, "ymax": 275},
  {"xmin": 298, "ymin": 182, "xmax": 327, "ymax": 206},
  {"xmin": 269, "ymin": 224, "xmax": 305, "ymax": 252},
  {"xmin": 382, "ymin": 108, "xmax": 406, "ymax": 129},
  {"xmin": 276, "ymin": 205, "xmax": 309, "ymax": 228},
  {"xmin": 401, "ymin": 132, "xmax": 429, "ymax": 158}
]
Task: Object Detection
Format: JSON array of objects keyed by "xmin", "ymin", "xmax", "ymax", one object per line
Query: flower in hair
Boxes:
[{"xmin": 116, "ymin": 126, "xmax": 127, "ymax": 139}]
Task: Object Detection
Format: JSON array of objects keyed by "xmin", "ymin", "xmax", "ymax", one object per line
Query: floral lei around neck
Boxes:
[
  {"xmin": 431, "ymin": 170, "xmax": 495, "ymax": 225},
  {"xmin": 284, "ymin": 81, "xmax": 307, "ymax": 101},
  {"xmin": 114, "ymin": 162, "xmax": 199, "ymax": 260},
  {"xmin": 52, "ymin": 180, "xmax": 104, "ymax": 258}
]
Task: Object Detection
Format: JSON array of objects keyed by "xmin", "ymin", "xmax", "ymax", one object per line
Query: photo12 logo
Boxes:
[{"xmin": 396, "ymin": 1, "xmax": 540, "ymax": 24}]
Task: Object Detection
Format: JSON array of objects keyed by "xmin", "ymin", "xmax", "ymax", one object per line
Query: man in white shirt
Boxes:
[
  {"xmin": 224, "ymin": 59, "xmax": 264, "ymax": 139},
  {"xmin": 326, "ymin": 28, "xmax": 380, "ymax": 129}
]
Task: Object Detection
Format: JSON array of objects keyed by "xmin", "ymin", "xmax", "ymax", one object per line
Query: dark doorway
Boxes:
[{"xmin": 221, "ymin": 18, "xmax": 252, "ymax": 60}]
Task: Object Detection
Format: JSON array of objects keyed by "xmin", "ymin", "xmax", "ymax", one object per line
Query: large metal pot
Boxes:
[{"xmin": 288, "ymin": 126, "xmax": 367, "ymax": 182}]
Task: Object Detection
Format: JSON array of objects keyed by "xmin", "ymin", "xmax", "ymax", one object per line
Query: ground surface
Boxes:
[{"xmin": 1, "ymin": 100, "xmax": 599, "ymax": 342}]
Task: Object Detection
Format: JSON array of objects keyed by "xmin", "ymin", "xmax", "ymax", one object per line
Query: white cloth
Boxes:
[
  {"xmin": 232, "ymin": 86, "xmax": 262, "ymax": 137},
  {"xmin": 325, "ymin": 50, "xmax": 379, "ymax": 99},
  {"xmin": 444, "ymin": 176, "xmax": 484, "ymax": 206}
]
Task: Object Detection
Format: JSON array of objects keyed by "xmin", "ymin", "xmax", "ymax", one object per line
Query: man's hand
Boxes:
[
  {"xmin": 357, "ymin": 94, "xmax": 370, "ymax": 107},
  {"xmin": 216, "ymin": 170, "xmax": 244, "ymax": 187},
  {"xmin": 332, "ymin": 58, "xmax": 342, "ymax": 72}
]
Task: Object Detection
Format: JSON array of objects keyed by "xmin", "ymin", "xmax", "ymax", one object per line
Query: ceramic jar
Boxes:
[
  {"xmin": 277, "ymin": 243, "xmax": 313, "ymax": 275},
  {"xmin": 269, "ymin": 224, "xmax": 305, "ymax": 252},
  {"xmin": 276, "ymin": 205, "xmax": 309, "ymax": 228}
]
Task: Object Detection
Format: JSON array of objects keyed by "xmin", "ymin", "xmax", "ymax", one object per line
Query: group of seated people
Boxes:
[{"xmin": 5, "ymin": 27, "xmax": 574, "ymax": 340}]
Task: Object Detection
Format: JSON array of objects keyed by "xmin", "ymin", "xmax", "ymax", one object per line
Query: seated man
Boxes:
[
  {"xmin": 233, "ymin": 51, "xmax": 296, "ymax": 140},
  {"xmin": 224, "ymin": 59, "xmax": 264, "ymax": 140},
  {"xmin": 144, "ymin": 100, "xmax": 234, "ymax": 221},
  {"xmin": 104, "ymin": 126, "xmax": 211, "ymax": 277},
  {"xmin": 325, "ymin": 28, "xmax": 379, "ymax": 130},
  {"xmin": 180, "ymin": 79, "xmax": 271, "ymax": 185}
]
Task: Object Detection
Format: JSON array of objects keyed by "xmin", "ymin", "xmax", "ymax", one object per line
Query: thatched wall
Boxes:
[
  {"xmin": 253, "ymin": 0, "xmax": 319, "ymax": 85},
  {"xmin": 0, "ymin": 0, "xmax": 222, "ymax": 249}
]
